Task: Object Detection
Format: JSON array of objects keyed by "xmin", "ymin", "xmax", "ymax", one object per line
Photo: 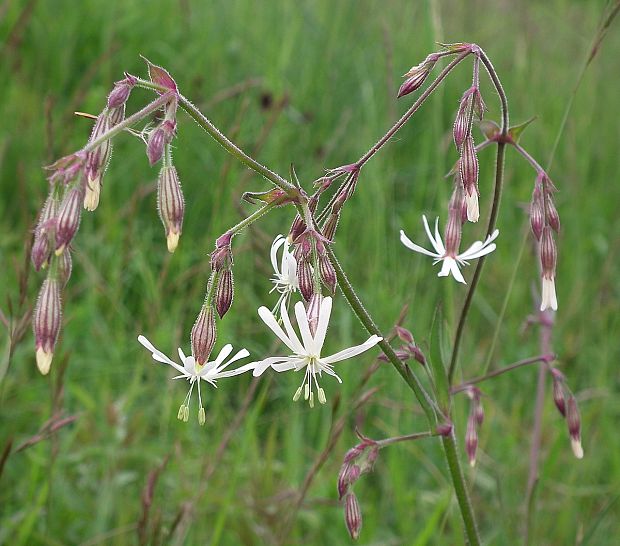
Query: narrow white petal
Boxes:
[
  {"xmin": 252, "ymin": 356, "xmax": 297, "ymax": 376},
  {"xmin": 423, "ymin": 215, "xmax": 444, "ymax": 255},
  {"xmin": 463, "ymin": 242, "xmax": 496, "ymax": 260},
  {"xmin": 449, "ymin": 259, "xmax": 466, "ymax": 284},
  {"xmin": 400, "ymin": 230, "xmax": 440, "ymax": 258},
  {"xmin": 466, "ymin": 193, "xmax": 479, "ymax": 222},
  {"xmin": 437, "ymin": 259, "xmax": 452, "ymax": 277},
  {"xmin": 294, "ymin": 300, "xmax": 315, "ymax": 353},
  {"xmin": 270, "ymin": 235, "xmax": 285, "ymax": 275},
  {"xmin": 137, "ymin": 335, "xmax": 185, "ymax": 373},
  {"xmin": 214, "ymin": 344, "xmax": 234, "ymax": 366},
  {"xmin": 215, "ymin": 348, "xmax": 250, "ymax": 372},
  {"xmin": 272, "ymin": 358, "xmax": 305, "ymax": 372},
  {"xmin": 215, "ymin": 360, "xmax": 257, "ymax": 378},
  {"xmin": 322, "ymin": 335, "xmax": 382, "ymax": 364},
  {"xmin": 312, "ymin": 296, "xmax": 333, "ymax": 354},
  {"xmin": 258, "ymin": 306, "xmax": 299, "ymax": 353},
  {"xmin": 433, "ymin": 217, "xmax": 446, "ymax": 255},
  {"xmin": 184, "ymin": 355, "xmax": 197, "ymax": 375},
  {"xmin": 279, "ymin": 300, "xmax": 305, "ymax": 354},
  {"xmin": 540, "ymin": 277, "xmax": 558, "ymax": 311},
  {"xmin": 318, "ymin": 364, "xmax": 343, "ymax": 383}
]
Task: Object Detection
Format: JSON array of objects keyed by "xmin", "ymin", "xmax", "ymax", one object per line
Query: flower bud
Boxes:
[
  {"xmin": 157, "ymin": 165, "xmax": 185, "ymax": 253},
  {"xmin": 33, "ymin": 277, "xmax": 62, "ymax": 375},
  {"xmin": 459, "ymin": 136, "xmax": 479, "ymax": 222},
  {"xmin": 318, "ymin": 255, "xmax": 337, "ymax": 293},
  {"xmin": 55, "ymin": 185, "xmax": 84, "ymax": 254},
  {"xmin": 397, "ymin": 54, "xmax": 438, "ymax": 99},
  {"xmin": 343, "ymin": 444, "xmax": 366, "ymax": 464},
  {"xmin": 453, "ymin": 90, "xmax": 474, "ymax": 150},
  {"xmin": 57, "ymin": 248, "xmax": 73, "ymax": 288},
  {"xmin": 191, "ymin": 305, "xmax": 216, "ymax": 366},
  {"xmin": 84, "ymin": 113, "xmax": 112, "ymax": 211},
  {"xmin": 297, "ymin": 258, "xmax": 314, "ymax": 301},
  {"xmin": 322, "ymin": 212, "xmax": 340, "ymax": 241},
  {"xmin": 147, "ymin": 127, "xmax": 166, "ymax": 166},
  {"xmin": 545, "ymin": 195, "xmax": 561, "ymax": 232},
  {"xmin": 551, "ymin": 368, "xmax": 566, "ymax": 417},
  {"xmin": 289, "ymin": 214, "xmax": 306, "ymax": 243},
  {"xmin": 107, "ymin": 80, "xmax": 133, "ymax": 110},
  {"xmin": 215, "ymin": 269, "xmax": 234, "ymax": 319},
  {"xmin": 474, "ymin": 398, "xmax": 484, "ymax": 426},
  {"xmin": 566, "ymin": 396, "xmax": 583, "ymax": 459},
  {"xmin": 337, "ymin": 463, "xmax": 351, "ymax": 500},
  {"xmin": 539, "ymin": 226, "xmax": 558, "ymax": 311},
  {"xmin": 465, "ymin": 413, "xmax": 478, "ymax": 467},
  {"xmin": 31, "ymin": 234, "xmax": 51, "ymax": 272},
  {"xmin": 529, "ymin": 185, "xmax": 544, "ymax": 241},
  {"xmin": 395, "ymin": 326, "xmax": 414, "ymax": 344},
  {"xmin": 444, "ymin": 210, "xmax": 463, "ymax": 257},
  {"xmin": 344, "ymin": 493, "xmax": 362, "ymax": 540}
]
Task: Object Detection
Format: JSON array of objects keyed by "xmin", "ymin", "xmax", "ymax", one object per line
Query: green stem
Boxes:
[
  {"xmin": 442, "ymin": 432, "xmax": 480, "ymax": 546},
  {"xmin": 227, "ymin": 202, "xmax": 277, "ymax": 237},
  {"xmin": 448, "ymin": 48, "xmax": 509, "ymax": 385}
]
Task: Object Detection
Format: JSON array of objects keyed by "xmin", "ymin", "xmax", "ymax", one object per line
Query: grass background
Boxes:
[{"xmin": 1, "ymin": 0, "xmax": 619, "ymax": 544}]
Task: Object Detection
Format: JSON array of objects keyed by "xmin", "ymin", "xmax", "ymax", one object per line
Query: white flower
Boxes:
[
  {"xmin": 270, "ymin": 234, "xmax": 299, "ymax": 312},
  {"xmin": 540, "ymin": 275, "xmax": 558, "ymax": 311},
  {"xmin": 400, "ymin": 215, "xmax": 499, "ymax": 284},
  {"xmin": 253, "ymin": 297, "xmax": 382, "ymax": 407},
  {"xmin": 138, "ymin": 335, "xmax": 254, "ymax": 424}
]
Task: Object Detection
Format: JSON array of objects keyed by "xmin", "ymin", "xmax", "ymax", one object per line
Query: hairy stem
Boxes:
[{"xmin": 448, "ymin": 48, "xmax": 509, "ymax": 385}]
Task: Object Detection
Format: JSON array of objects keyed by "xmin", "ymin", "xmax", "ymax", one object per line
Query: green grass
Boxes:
[{"xmin": 1, "ymin": 0, "xmax": 619, "ymax": 544}]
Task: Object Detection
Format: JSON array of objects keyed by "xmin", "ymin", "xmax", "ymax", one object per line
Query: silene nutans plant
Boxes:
[{"xmin": 29, "ymin": 43, "xmax": 580, "ymax": 544}]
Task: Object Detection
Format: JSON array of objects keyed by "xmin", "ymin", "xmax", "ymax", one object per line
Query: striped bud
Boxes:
[
  {"xmin": 84, "ymin": 112, "xmax": 112, "ymax": 211},
  {"xmin": 318, "ymin": 255, "xmax": 336, "ymax": 293},
  {"xmin": 33, "ymin": 277, "xmax": 62, "ymax": 375},
  {"xmin": 529, "ymin": 185, "xmax": 544, "ymax": 241},
  {"xmin": 397, "ymin": 54, "xmax": 438, "ymax": 99},
  {"xmin": 147, "ymin": 126, "xmax": 167, "ymax": 166},
  {"xmin": 453, "ymin": 90, "xmax": 474, "ymax": 150},
  {"xmin": 551, "ymin": 368, "xmax": 566, "ymax": 417},
  {"xmin": 215, "ymin": 269, "xmax": 234, "ymax": 319},
  {"xmin": 459, "ymin": 135, "xmax": 479, "ymax": 222},
  {"xmin": 55, "ymin": 185, "xmax": 84, "ymax": 254},
  {"xmin": 474, "ymin": 398, "xmax": 484, "ymax": 426},
  {"xmin": 322, "ymin": 212, "xmax": 340, "ymax": 241},
  {"xmin": 465, "ymin": 413, "xmax": 478, "ymax": 467},
  {"xmin": 566, "ymin": 396, "xmax": 583, "ymax": 459},
  {"xmin": 57, "ymin": 249, "xmax": 73, "ymax": 288},
  {"xmin": 344, "ymin": 493, "xmax": 362, "ymax": 540},
  {"xmin": 545, "ymin": 195, "xmax": 561, "ymax": 232},
  {"xmin": 157, "ymin": 165, "xmax": 185, "ymax": 253},
  {"xmin": 307, "ymin": 294, "xmax": 323, "ymax": 337},
  {"xmin": 444, "ymin": 209, "xmax": 463, "ymax": 257},
  {"xmin": 540, "ymin": 226, "xmax": 558, "ymax": 311},
  {"xmin": 289, "ymin": 214, "xmax": 306, "ymax": 243},
  {"xmin": 395, "ymin": 326, "xmax": 414, "ymax": 344},
  {"xmin": 191, "ymin": 305, "xmax": 216, "ymax": 367},
  {"xmin": 107, "ymin": 80, "xmax": 133, "ymax": 110},
  {"xmin": 297, "ymin": 258, "xmax": 314, "ymax": 301}
]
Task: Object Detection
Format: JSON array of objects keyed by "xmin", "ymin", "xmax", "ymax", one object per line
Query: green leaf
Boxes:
[{"xmin": 508, "ymin": 116, "xmax": 537, "ymax": 143}]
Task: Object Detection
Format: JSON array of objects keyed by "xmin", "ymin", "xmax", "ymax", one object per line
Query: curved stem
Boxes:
[
  {"xmin": 356, "ymin": 51, "xmax": 470, "ymax": 168},
  {"xmin": 176, "ymin": 93, "xmax": 296, "ymax": 195},
  {"xmin": 448, "ymin": 48, "xmax": 509, "ymax": 385},
  {"xmin": 326, "ymin": 246, "xmax": 480, "ymax": 545}
]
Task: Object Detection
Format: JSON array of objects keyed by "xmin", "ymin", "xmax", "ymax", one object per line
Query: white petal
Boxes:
[
  {"xmin": 214, "ymin": 359, "xmax": 256, "ymax": 378},
  {"xmin": 433, "ymin": 217, "xmax": 446, "ymax": 255},
  {"xmin": 294, "ymin": 300, "xmax": 315, "ymax": 354},
  {"xmin": 400, "ymin": 230, "xmax": 440, "ymax": 258},
  {"xmin": 312, "ymin": 296, "xmax": 333, "ymax": 354},
  {"xmin": 252, "ymin": 356, "xmax": 296, "ymax": 376},
  {"xmin": 540, "ymin": 277, "xmax": 558, "ymax": 311},
  {"xmin": 466, "ymin": 193, "xmax": 479, "ymax": 222},
  {"xmin": 318, "ymin": 363, "xmax": 343, "ymax": 383},
  {"xmin": 258, "ymin": 306, "xmax": 299, "ymax": 353},
  {"xmin": 422, "ymin": 215, "xmax": 443, "ymax": 255},
  {"xmin": 322, "ymin": 335, "xmax": 382, "ymax": 364},
  {"xmin": 449, "ymin": 259, "xmax": 466, "ymax": 284},
  {"xmin": 184, "ymin": 355, "xmax": 197, "ymax": 375},
  {"xmin": 137, "ymin": 335, "xmax": 185, "ymax": 374},
  {"xmin": 437, "ymin": 259, "xmax": 452, "ymax": 277},
  {"xmin": 215, "ymin": 348, "xmax": 250, "ymax": 373},
  {"xmin": 270, "ymin": 235, "xmax": 285, "ymax": 275},
  {"xmin": 214, "ymin": 344, "xmax": 234, "ymax": 366},
  {"xmin": 273, "ymin": 358, "xmax": 305, "ymax": 372},
  {"xmin": 279, "ymin": 300, "xmax": 305, "ymax": 354}
]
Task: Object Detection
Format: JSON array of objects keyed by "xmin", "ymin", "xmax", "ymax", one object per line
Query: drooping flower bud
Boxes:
[
  {"xmin": 318, "ymin": 254, "xmax": 337, "ymax": 293},
  {"xmin": 33, "ymin": 277, "xmax": 62, "ymax": 375},
  {"xmin": 157, "ymin": 165, "xmax": 185, "ymax": 253},
  {"xmin": 551, "ymin": 368, "xmax": 566, "ymax": 417},
  {"xmin": 215, "ymin": 269, "xmax": 234, "ymax": 319},
  {"xmin": 84, "ymin": 112, "xmax": 112, "ymax": 211},
  {"xmin": 191, "ymin": 305, "xmax": 216, "ymax": 367},
  {"xmin": 474, "ymin": 397, "xmax": 484, "ymax": 426},
  {"xmin": 465, "ymin": 412, "xmax": 478, "ymax": 467},
  {"xmin": 57, "ymin": 248, "xmax": 73, "ymax": 288},
  {"xmin": 459, "ymin": 136, "xmax": 479, "ymax": 222},
  {"xmin": 297, "ymin": 258, "xmax": 314, "ymax": 301},
  {"xmin": 395, "ymin": 326, "xmax": 414, "ymax": 344},
  {"xmin": 397, "ymin": 54, "xmax": 438, "ymax": 98},
  {"xmin": 540, "ymin": 226, "xmax": 558, "ymax": 311},
  {"xmin": 344, "ymin": 493, "xmax": 362, "ymax": 540},
  {"xmin": 322, "ymin": 212, "xmax": 340, "ymax": 241},
  {"xmin": 147, "ymin": 127, "xmax": 165, "ymax": 166},
  {"xmin": 545, "ymin": 195, "xmax": 561, "ymax": 232},
  {"xmin": 453, "ymin": 89, "xmax": 474, "ymax": 150},
  {"xmin": 32, "ymin": 191, "xmax": 58, "ymax": 271},
  {"xmin": 529, "ymin": 185, "xmax": 544, "ymax": 241},
  {"xmin": 566, "ymin": 396, "xmax": 583, "ymax": 459},
  {"xmin": 107, "ymin": 78, "xmax": 134, "ymax": 110},
  {"xmin": 55, "ymin": 184, "xmax": 84, "ymax": 254}
]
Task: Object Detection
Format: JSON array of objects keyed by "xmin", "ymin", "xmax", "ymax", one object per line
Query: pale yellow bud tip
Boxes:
[
  {"xmin": 36, "ymin": 347, "xmax": 53, "ymax": 375},
  {"xmin": 571, "ymin": 438, "xmax": 584, "ymax": 459},
  {"xmin": 166, "ymin": 231, "xmax": 180, "ymax": 253},
  {"xmin": 84, "ymin": 177, "xmax": 101, "ymax": 211},
  {"xmin": 466, "ymin": 193, "xmax": 480, "ymax": 223},
  {"xmin": 55, "ymin": 244, "xmax": 65, "ymax": 256}
]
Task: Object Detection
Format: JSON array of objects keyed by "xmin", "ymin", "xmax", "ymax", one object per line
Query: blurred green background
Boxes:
[{"xmin": 1, "ymin": 0, "xmax": 619, "ymax": 544}]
